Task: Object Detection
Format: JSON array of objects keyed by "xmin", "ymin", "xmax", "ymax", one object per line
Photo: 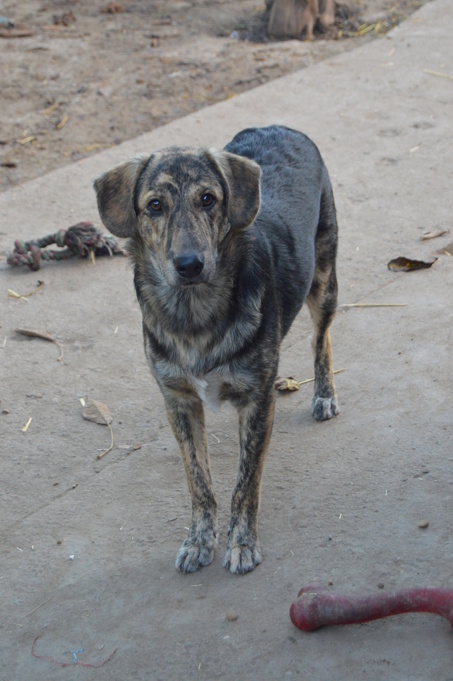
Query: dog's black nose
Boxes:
[{"xmin": 173, "ymin": 254, "xmax": 204, "ymax": 279}]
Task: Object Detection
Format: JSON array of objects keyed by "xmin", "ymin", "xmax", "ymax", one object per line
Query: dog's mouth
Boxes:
[
  {"xmin": 175, "ymin": 269, "xmax": 213, "ymax": 287},
  {"xmin": 164, "ymin": 269, "xmax": 211, "ymax": 289},
  {"xmin": 177, "ymin": 279, "xmax": 205, "ymax": 287}
]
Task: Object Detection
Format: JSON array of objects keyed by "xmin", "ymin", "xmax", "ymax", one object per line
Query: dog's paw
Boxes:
[
  {"xmin": 175, "ymin": 536, "xmax": 216, "ymax": 573},
  {"xmin": 222, "ymin": 543, "xmax": 262, "ymax": 575},
  {"xmin": 312, "ymin": 396, "xmax": 339, "ymax": 421}
]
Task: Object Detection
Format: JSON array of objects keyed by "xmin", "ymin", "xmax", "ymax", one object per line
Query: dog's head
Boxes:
[{"xmin": 94, "ymin": 147, "xmax": 261, "ymax": 286}]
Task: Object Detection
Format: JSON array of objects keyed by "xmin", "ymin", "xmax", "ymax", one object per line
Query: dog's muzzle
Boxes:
[{"xmin": 173, "ymin": 253, "xmax": 205, "ymax": 282}]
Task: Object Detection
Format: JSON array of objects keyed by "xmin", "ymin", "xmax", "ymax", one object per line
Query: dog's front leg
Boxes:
[
  {"xmin": 163, "ymin": 392, "xmax": 218, "ymax": 573},
  {"xmin": 223, "ymin": 393, "xmax": 275, "ymax": 575}
]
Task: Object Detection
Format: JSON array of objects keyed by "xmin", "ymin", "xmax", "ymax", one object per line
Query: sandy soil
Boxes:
[{"xmin": 1, "ymin": 0, "xmax": 430, "ymax": 191}]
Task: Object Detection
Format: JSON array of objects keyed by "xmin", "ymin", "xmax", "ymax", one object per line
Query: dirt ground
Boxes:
[{"xmin": 1, "ymin": 0, "xmax": 430, "ymax": 191}]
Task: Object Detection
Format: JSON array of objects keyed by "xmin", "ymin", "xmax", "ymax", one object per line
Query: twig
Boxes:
[
  {"xmin": 23, "ymin": 596, "xmax": 53, "ymax": 617},
  {"xmin": 296, "ymin": 368, "xmax": 345, "ymax": 387},
  {"xmin": 18, "ymin": 136, "xmax": 36, "ymax": 145},
  {"xmin": 8, "ymin": 290, "xmax": 29, "ymax": 302},
  {"xmin": 8, "ymin": 281, "xmax": 44, "ymax": 301},
  {"xmin": 97, "ymin": 423, "xmax": 114, "ymax": 460},
  {"xmin": 44, "ymin": 101, "xmax": 59, "ymax": 115},
  {"xmin": 21, "ymin": 417, "xmax": 32, "ymax": 433},
  {"xmin": 56, "ymin": 114, "xmax": 68, "ymax": 129},
  {"xmin": 423, "ymin": 69, "xmax": 453, "ymax": 81},
  {"xmin": 339, "ymin": 303, "xmax": 407, "ymax": 308}
]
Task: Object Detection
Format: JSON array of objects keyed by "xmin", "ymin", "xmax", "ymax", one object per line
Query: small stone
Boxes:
[
  {"xmin": 57, "ymin": 539, "xmax": 62, "ymax": 545},
  {"xmin": 226, "ymin": 611, "xmax": 238, "ymax": 621},
  {"xmin": 418, "ymin": 520, "xmax": 429, "ymax": 529},
  {"xmin": 377, "ymin": 583, "xmax": 385, "ymax": 589}
]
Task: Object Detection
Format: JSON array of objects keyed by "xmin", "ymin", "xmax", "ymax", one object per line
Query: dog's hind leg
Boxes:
[
  {"xmin": 306, "ymin": 183, "xmax": 340, "ymax": 421},
  {"xmin": 223, "ymin": 388, "xmax": 275, "ymax": 574},
  {"xmin": 163, "ymin": 393, "xmax": 218, "ymax": 573}
]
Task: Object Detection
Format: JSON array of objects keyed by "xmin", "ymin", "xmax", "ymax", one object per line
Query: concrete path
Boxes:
[{"xmin": 1, "ymin": 1, "xmax": 452, "ymax": 679}]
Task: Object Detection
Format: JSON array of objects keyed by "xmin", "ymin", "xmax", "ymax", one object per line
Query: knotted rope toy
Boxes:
[{"xmin": 7, "ymin": 222, "xmax": 124, "ymax": 271}]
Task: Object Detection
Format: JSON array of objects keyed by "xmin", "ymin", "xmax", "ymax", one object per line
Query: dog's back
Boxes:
[{"xmin": 225, "ymin": 125, "xmax": 337, "ymax": 338}]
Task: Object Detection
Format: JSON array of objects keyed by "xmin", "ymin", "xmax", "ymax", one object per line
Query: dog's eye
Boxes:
[
  {"xmin": 148, "ymin": 199, "xmax": 162, "ymax": 213},
  {"xmin": 202, "ymin": 193, "xmax": 215, "ymax": 208}
]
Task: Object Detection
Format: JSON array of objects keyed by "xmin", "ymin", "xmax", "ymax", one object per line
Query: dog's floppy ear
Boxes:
[
  {"xmin": 208, "ymin": 150, "xmax": 261, "ymax": 230},
  {"xmin": 94, "ymin": 155, "xmax": 149, "ymax": 237}
]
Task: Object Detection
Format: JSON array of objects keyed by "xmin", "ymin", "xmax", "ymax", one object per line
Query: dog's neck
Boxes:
[{"xmin": 148, "ymin": 274, "xmax": 233, "ymax": 336}]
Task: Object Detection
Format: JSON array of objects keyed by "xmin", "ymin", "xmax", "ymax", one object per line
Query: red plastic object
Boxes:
[{"xmin": 290, "ymin": 584, "xmax": 453, "ymax": 632}]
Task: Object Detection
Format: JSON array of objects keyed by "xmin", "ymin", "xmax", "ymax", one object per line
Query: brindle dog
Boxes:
[{"xmin": 94, "ymin": 125, "xmax": 339, "ymax": 575}]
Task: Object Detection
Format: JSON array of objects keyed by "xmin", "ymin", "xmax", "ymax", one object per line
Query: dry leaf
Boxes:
[
  {"xmin": 387, "ymin": 256, "xmax": 437, "ymax": 272},
  {"xmin": 435, "ymin": 240, "xmax": 453, "ymax": 256},
  {"xmin": 420, "ymin": 229, "xmax": 450, "ymax": 241},
  {"xmin": 275, "ymin": 377, "xmax": 301, "ymax": 392},
  {"xmin": 82, "ymin": 399, "xmax": 114, "ymax": 459},
  {"xmin": 15, "ymin": 327, "xmax": 63, "ymax": 361},
  {"xmin": 16, "ymin": 328, "xmax": 54, "ymax": 341},
  {"xmin": 82, "ymin": 398, "xmax": 113, "ymax": 425},
  {"xmin": 275, "ymin": 369, "xmax": 345, "ymax": 394}
]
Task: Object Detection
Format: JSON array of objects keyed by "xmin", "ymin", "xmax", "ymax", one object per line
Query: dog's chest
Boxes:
[{"xmin": 190, "ymin": 374, "xmax": 225, "ymax": 412}]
